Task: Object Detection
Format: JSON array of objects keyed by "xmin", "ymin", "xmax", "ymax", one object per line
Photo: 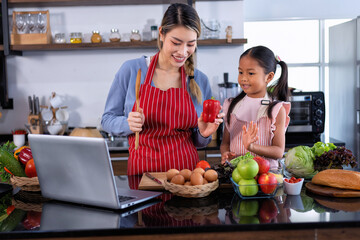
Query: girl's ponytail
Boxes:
[
  {"xmin": 185, "ymin": 54, "xmax": 202, "ymax": 104},
  {"xmin": 267, "ymin": 60, "xmax": 289, "ymax": 118}
]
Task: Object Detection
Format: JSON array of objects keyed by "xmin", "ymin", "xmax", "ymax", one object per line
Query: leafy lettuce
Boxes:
[
  {"xmin": 311, "ymin": 141, "xmax": 336, "ymax": 157},
  {"xmin": 284, "ymin": 145, "xmax": 317, "ymax": 179}
]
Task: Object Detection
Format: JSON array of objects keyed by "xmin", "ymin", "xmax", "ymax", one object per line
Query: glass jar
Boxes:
[
  {"xmin": 70, "ymin": 32, "xmax": 82, "ymax": 43},
  {"xmin": 109, "ymin": 28, "xmax": 121, "ymax": 42},
  {"xmin": 54, "ymin": 33, "xmax": 66, "ymax": 44},
  {"xmin": 130, "ymin": 29, "xmax": 141, "ymax": 42},
  {"xmin": 91, "ymin": 31, "xmax": 102, "ymax": 43},
  {"xmin": 150, "ymin": 25, "xmax": 158, "ymax": 41}
]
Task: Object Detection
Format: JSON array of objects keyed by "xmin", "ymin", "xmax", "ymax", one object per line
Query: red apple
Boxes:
[
  {"xmin": 253, "ymin": 156, "xmax": 270, "ymax": 174},
  {"xmin": 259, "ymin": 199, "xmax": 278, "ymax": 223},
  {"xmin": 257, "ymin": 172, "xmax": 277, "ymax": 194}
]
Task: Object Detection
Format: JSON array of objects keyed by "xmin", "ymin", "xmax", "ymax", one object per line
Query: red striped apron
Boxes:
[{"xmin": 127, "ymin": 52, "xmax": 199, "ymax": 175}]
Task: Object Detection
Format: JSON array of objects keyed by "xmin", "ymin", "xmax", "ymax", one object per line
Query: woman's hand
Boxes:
[
  {"xmin": 221, "ymin": 151, "xmax": 236, "ymax": 164},
  {"xmin": 198, "ymin": 112, "xmax": 225, "ymax": 138},
  {"xmin": 242, "ymin": 121, "xmax": 259, "ymax": 151},
  {"xmin": 127, "ymin": 108, "xmax": 145, "ymax": 133}
]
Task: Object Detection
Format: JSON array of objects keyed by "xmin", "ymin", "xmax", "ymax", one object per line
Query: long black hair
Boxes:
[{"xmin": 226, "ymin": 45, "xmax": 289, "ymax": 124}]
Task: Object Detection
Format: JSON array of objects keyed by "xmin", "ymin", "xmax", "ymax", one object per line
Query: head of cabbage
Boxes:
[{"xmin": 285, "ymin": 145, "xmax": 317, "ymax": 179}]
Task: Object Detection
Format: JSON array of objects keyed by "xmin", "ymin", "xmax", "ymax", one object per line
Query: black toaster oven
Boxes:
[{"xmin": 286, "ymin": 91, "xmax": 325, "ymax": 146}]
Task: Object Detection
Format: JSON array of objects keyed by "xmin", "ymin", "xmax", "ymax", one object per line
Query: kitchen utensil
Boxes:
[
  {"xmin": 55, "ymin": 108, "xmax": 69, "ymax": 123},
  {"xmin": 135, "ymin": 69, "xmax": 141, "ymax": 150},
  {"xmin": 139, "ymin": 172, "xmax": 167, "ymax": 190},
  {"xmin": 32, "ymin": 95, "xmax": 36, "ymax": 114},
  {"xmin": 69, "ymin": 127, "xmax": 102, "ymax": 138},
  {"xmin": 28, "ymin": 96, "xmax": 33, "ymax": 114},
  {"xmin": 218, "ymin": 72, "xmax": 239, "ymax": 105},
  {"xmin": 145, "ymin": 172, "xmax": 163, "ymax": 185},
  {"xmin": 50, "ymin": 93, "xmax": 65, "ymax": 109},
  {"xmin": 305, "ymin": 182, "xmax": 360, "ymax": 198},
  {"xmin": 41, "ymin": 108, "xmax": 53, "ymax": 122},
  {"xmin": 35, "ymin": 96, "xmax": 40, "ymax": 115},
  {"xmin": 47, "ymin": 120, "xmax": 64, "ymax": 135}
]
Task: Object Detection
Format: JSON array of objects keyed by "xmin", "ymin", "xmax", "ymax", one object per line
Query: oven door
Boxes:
[{"xmin": 287, "ymin": 95, "xmax": 312, "ymax": 132}]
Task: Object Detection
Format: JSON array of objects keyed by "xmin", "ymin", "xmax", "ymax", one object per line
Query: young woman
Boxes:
[
  {"xmin": 102, "ymin": 3, "xmax": 224, "ymax": 175},
  {"xmin": 220, "ymin": 46, "xmax": 291, "ymax": 169}
]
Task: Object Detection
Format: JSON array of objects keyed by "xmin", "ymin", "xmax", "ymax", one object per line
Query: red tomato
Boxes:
[
  {"xmin": 6, "ymin": 205, "xmax": 15, "ymax": 215},
  {"xmin": 25, "ymin": 159, "xmax": 37, "ymax": 178},
  {"xmin": 258, "ymin": 173, "xmax": 277, "ymax": 194},
  {"xmin": 196, "ymin": 160, "xmax": 211, "ymax": 170}
]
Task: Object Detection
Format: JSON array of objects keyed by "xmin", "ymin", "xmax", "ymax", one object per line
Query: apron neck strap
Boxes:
[{"xmin": 144, "ymin": 52, "xmax": 187, "ymax": 89}]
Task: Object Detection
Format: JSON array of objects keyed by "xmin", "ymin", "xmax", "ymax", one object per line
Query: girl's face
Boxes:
[
  {"xmin": 238, "ymin": 55, "xmax": 274, "ymax": 98},
  {"xmin": 159, "ymin": 25, "xmax": 197, "ymax": 69}
]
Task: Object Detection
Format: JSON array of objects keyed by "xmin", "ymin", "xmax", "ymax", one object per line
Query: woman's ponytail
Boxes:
[{"xmin": 185, "ymin": 54, "xmax": 202, "ymax": 104}]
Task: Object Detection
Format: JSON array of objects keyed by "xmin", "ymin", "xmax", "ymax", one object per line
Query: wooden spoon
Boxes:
[{"xmin": 135, "ymin": 69, "xmax": 141, "ymax": 150}]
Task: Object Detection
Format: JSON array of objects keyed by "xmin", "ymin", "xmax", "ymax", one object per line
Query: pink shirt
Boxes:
[{"xmin": 223, "ymin": 94, "xmax": 291, "ymax": 168}]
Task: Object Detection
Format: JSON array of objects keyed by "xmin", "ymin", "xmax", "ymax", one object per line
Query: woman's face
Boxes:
[
  {"xmin": 159, "ymin": 25, "xmax": 197, "ymax": 68},
  {"xmin": 238, "ymin": 55, "xmax": 274, "ymax": 98}
]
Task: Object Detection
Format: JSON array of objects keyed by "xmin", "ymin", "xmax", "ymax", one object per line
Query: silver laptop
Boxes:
[
  {"xmin": 40, "ymin": 199, "xmax": 161, "ymax": 231},
  {"xmin": 28, "ymin": 134, "xmax": 162, "ymax": 209}
]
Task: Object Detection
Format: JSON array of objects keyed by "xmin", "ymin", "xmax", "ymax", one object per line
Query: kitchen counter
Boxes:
[{"xmin": 1, "ymin": 176, "xmax": 360, "ymax": 240}]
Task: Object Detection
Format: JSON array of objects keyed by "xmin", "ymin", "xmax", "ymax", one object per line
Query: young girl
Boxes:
[{"xmin": 220, "ymin": 46, "xmax": 291, "ymax": 169}]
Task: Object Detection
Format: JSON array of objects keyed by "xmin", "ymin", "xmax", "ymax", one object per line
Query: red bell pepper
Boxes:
[
  {"xmin": 18, "ymin": 148, "xmax": 33, "ymax": 166},
  {"xmin": 202, "ymin": 97, "xmax": 221, "ymax": 123}
]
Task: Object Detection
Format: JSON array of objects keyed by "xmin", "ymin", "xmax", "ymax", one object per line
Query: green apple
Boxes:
[
  {"xmin": 232, "ymin": 168, "xmax": 242, "ymax": 183},
  {"xmin": 238, "ymin": 216, "xmax": 260, "ymax": 224},
  {"xmin": 239, "ymin": 200, "xmax": 259, "ymax": 216},
  {"xmin": 239, "ymin": 178, "xmax": 259, "ymax": 196},
  {"xmin": 237, "ymin": 159, "xmax": 259, "ymax": 179}
]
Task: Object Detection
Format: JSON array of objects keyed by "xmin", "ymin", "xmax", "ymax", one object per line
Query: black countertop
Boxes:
[{"xmin": 1, "ymin": 176, "xmax": 360, "ymax": 239}]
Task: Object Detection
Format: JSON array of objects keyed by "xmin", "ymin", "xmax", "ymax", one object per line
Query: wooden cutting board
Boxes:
[
  {"xmin": 305, "ymin": 182, "xmax": 360, "ymax": 198},
  {"xmin": 138, "ymin": 172, "xmax": 166, "ymax": 190}
]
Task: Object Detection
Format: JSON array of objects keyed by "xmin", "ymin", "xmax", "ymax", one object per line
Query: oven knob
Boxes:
[
  {"xmin": 315, "ymin": 119, "xmax": 323, "ymax": 127},
  {"xmin": 315, "ymin": 98, "xmax": 323, "ymax": 106},
  {"xmin": 315, "ymin": 109, "xmax": 323, "ymax": 117}
]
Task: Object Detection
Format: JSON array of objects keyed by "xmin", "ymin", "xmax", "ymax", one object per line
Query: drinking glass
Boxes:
[
  {"xmin": 37, "ymin": 13, "xmax": 46, "ymax": 33},
  {"xmin": 26, "ymin": 13, "xmax": 37, "ymax": 33},
  {"xmin": 15, "ymin": 14, "xmax": 27, "ymax": 34}
]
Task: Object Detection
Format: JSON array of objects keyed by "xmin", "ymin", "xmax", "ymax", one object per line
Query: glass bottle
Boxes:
[
  {"xmin": 151, "ymin": 25, "xmax": 158, "ymax": 41},
  {"xmin": 91, "ymin": 31, "xmax": 102, "ymax": 43},
  {"xmin": 130, "ymin": 29, "xmax": 141, "ymax": 42},
  {"xmin": 109, "ymin": 29, "xmax": 121, "ymax": 42},
  {"xmin": 54, "ymin": 33, "xmax": 66, "ymax": 44},
  {"xmin": 70, "ymin": 32, "xmax": 82, "ymax": 43}
]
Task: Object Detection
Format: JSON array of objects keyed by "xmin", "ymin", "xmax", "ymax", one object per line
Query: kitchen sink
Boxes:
[{"xmin": 105, "ymin": 137, "xmax": 129, "ymax": 151}]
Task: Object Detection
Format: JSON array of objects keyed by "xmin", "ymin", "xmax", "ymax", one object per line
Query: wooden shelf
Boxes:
[
  {"xmin": 3, "ymin": 0, "xmax": 188, "ymax": 7},
  {"xmin": 2, "ymin": 0, "xmax": 239, "ymax": 7},
  {"xmin": 10, "ymin": 38, "xmax": 247, "ymax": 51}
]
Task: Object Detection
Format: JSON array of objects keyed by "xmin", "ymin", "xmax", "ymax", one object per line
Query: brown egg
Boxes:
[
  {"xmin": 193, "ymin": 167, "xmax": 205, "ymax": 176},
  {"xmin": 171, "ymin": 174, "xmax": 185, "ymax": 185},
  {"xmin": 180, "ymin": 169, "xmax": 192, "ymax": 181},
  {"xmin": 190, "ymin": 172, "xmax": 204, "ymax": 185},
  {"xmin": 203, "ymin": 178, "xmax": 208, "ymax": 184},
  {"xmin": 204, "ymin": 169, "xmax": 218, "ymax": 182},
  {"xmin": 166, "ymin": 169, "xmax": 180, "ymax": 181},
  {"xmin": 184, "ymin": 181, "xmax": 192, "ymax": 186}
]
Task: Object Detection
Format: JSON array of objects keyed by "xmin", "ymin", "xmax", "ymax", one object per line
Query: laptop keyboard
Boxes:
[{"xmin": 118, "ymin": 195, "xmax": 135, "ymax": 202}]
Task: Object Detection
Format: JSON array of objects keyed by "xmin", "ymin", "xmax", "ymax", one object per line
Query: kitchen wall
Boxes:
[{"xmin": 0, "ymin": 1, "xmax": 244, "ymax": 133}]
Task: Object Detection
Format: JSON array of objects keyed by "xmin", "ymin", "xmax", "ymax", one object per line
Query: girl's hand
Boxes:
[
  {"xmin": 221, "ymin": 151, "xmax": 236, "ymax": 164},
  {"xmin": 127, "ymin": 108, "xmax": 145, "ymax": 133},
  {"xmin": 242, "ymin": 121, "xmax": 259, "ymax": 151},
  {"xmin": 198, "ymin": 112, "xmax": 225, "ymax": 138}
]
